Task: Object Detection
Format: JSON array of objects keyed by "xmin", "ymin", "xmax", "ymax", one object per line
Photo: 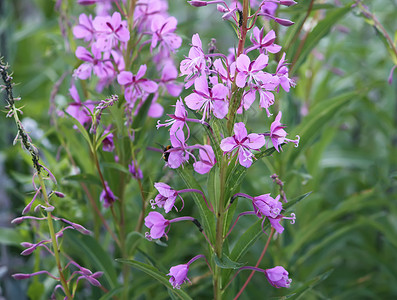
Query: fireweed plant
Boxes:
[
  {"xmin": 151, "ymin": 0, "xmax": 300, "ymax": 298},
  {"xmin": 1, "ymin": 60, "xmax": 103, "ymax": 299},
  {"xmin": 3, "ymin": 0, "xmax": 307, "ymax": 299}
]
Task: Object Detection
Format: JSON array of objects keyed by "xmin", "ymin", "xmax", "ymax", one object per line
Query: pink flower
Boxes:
[
  {"xmin": 241, "ymin": 72, "xmax": 277, "ymax": 116},
  {"xmin": 167, "ymin": 129, "xmax": 191, "ymax": 169},
  {"xmin": 74, "ymin": 45, "xmax": 114, "ymax": 80},
  {"xmin": 101, "ymin": 127, "xmax": 114, "ymax": 152},
  {"xmin": 168, "ymin": 264, "xmax": 190, "ymax": 289},
  {"xmin": 269, "ymin": 111, "xmax": 300, "ymax": 152},
  {"xmin": 157, "ymin": 98, "xmax": 188, "ymax": 134},
  {"xmin": 100, "ymin": 181, "xmax": 117, "ymax": 208},
  {"xmin": 150, "ymin": 16, "xmax": 182, "ymax": 53},
  {"xmin": 265, "ymin": 266, "xmax": 292, "ymax": 288},
  {"xmin": 144, "ymin": 211, "xmax": 169, "ymax": 240},
  {"xmin": 184, "ymin": 75, "xmax": 229, "ymax": 120},
  {"xmin": 117, "ymin": 65, "xmax": 158, "ymax": 103},
  {"xmin": 261, "ymin": 2, "xmax": 278, "ymax": 17},
  {"xmin": 275, "ymin": 53, "xmax": 295, "ymax": 92},
  {"xmin": 235, "ymin": 54, "xmax": 269, "ymax": 88},
  {"xmin": 252, "ymin": 194, "xmax": 282, "ymax": 219},
  {"xmin": 180, "ymin": 33, "xmax": 208, "ymax": 88},
  {"xmin": 158, "ymin": 62, "xmax": 183, "ymax": 97},
  {"xmin": 193, "ymin": 145, "xmax": 216, "ymax": 174},
  {"xmin": 128, "ymin": 160, "xmax": 143, "ymax": 180},
  {"xmin": 65, "ymin": 85, "xmax": 95, "ymax": 128},
  {"xmin": 220, "ymin": 122, "xmax": 265, "ymax": 168},
  {"xmin": 249, "ymin": 27, "xmax": 281, "ymax": 54},
  {"xmin": 151, "ymin": 182, "xmax": 180, "ymax": 213},
  {"xmin": 93, "ymin": 12, "xmax": 130, "ymax": 52},
  {"xmin": 73, "ymin": 13, "xmax": 95, "ymax": 42}
]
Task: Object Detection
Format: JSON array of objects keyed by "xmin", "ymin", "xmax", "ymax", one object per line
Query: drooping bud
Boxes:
[
  {"xmin": 275, "ymin": 17, "xmax": 294, "ymax": 27},
  {"xmin": 188, "ymin": 0, "xmax": 208, "ymax": 7},
  {"xmin": 280, "ymin": 0, "xmax": 297, "ymax": 6}
]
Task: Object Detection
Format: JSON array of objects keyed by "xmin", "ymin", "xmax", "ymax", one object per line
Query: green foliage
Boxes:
[{"xmin": 1, "ymin": 0, "xmax": 397, "ymax": 299}]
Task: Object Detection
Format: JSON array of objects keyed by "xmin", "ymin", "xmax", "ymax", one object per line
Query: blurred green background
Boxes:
[{"xmin": 1, "ymin": 0, "xmax": 397, "ymax": 299}]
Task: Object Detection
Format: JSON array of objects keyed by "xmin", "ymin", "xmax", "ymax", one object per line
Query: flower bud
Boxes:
[
  {"xmin": 12, "ymin": 273, "xmax": 32, "ymax": 280},
  {"xmin": 280, "ymin": 0, "xmax": 297, "ymax": 6},
  {"xmin": 275, "ymin": 17, "xmax": 294, "ymax": 27},
  {"xmin": 188, "ymin": 0, "xmax": 208, "ymax": 7}
]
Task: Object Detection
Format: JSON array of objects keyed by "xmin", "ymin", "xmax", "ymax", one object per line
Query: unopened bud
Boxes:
[
  {"xmin": 280, "ymin": 0, "xmax": 297, "ymax": 6},
  {"xmin": 54, "ymin": 191, "xmax": 65, "ymax": 198},
  {"xmin": 275, "ymin": 17, "xmax": 294, "ymax": 26},
  {"xmin": 188, "ymin": 0, "xmax": 208, "ymax": 6},
  {"xmin": 12, "ymin": 273, "xmax": 32, "ymax": 280}
]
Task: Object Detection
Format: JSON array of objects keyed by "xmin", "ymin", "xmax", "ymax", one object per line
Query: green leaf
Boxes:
[
  {"xmin": 284, "ymin": 192, "xmax": 312, "ymax": 211},
  {"xmin": 98, "ymin": 287, "xmax": 123, "ymax": 300},
  {"xmin": 285, "ymin": 91, "xmax": 358, "ymax": 168},
  {"xmin": 291, "ymin": 4, "xmax": 352, "ymax": 73},
  {"xmin": 116, "ymin": 259, "xmax": 193, "ymax": 300},
  {"xmin": 225, "ymin": 147, "xmax": 276, "ymax": 201},
  {"xmin": 27, "ymin": 281, "xmax": 44, "ymax": 299},
  {"xmin": 0, "ymin": 227, "xmax": 24, "ymax": 246},
  {"xmin": 63, "ymin": 230, "xmax": 118, "ymax": 290},
  {"xmin": 63, "ymin": 173, "xmax": 102, "ymax": 187},
  {"xmin": 287, "ymin": 270, "xmax": 333, "ymax": 300},
  {"xmin": 286, "ymin": 189, "xmax": 376, "ymax": 257},
  {"xmin": 65, "ymin": 113, "xmax": 93, "ymax": 152},
  {"xmin": 102, "ymin": 162, "xmax": 130, "ymax": 174},
  {"xmin": 176, "ymin": 167, "xmax": 215, "ymax": 242},
  {"xmin": 223, "ymin": 220, "xmax": 269, "ymax": 283},
  {"xmin": 132, "ymin": 94, "xmax": 154, "ymax": 130},
  {"xmin": 214, "ymin": 253, "xmax": 245, "ymax": 269},
  {"xmin": 125, "ymin": 231, "xmax": 144, "ymax": 255}
]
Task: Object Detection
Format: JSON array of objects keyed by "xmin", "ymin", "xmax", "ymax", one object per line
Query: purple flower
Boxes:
[
  {"xmin": 93, "ymin": 12, "xmax": 130, "ymax": 52},
  {"xmin": 249, "ymin": 27, "xmax": 281, "ymax": 54},
  {"xmin": 261, "ymin": 2, "xmax": 278, "ymax": 17},
  {"xmin": 220, "ymin": 122, "xmax": 265, "ymax": 168},
  {"xmin": 65, "ymin": 85, "xmax": 95, "ymax": 128},
  {"xmin": 129, "ymin": 160, "xmax": 143, "ymax": 179},
  {"xmin": 117, "ymin": 65, "xmax": 158, "ymax": 103},
  {"xmin": 275, "ymin": 53, "xmax": 295, "ymax": 92},
  {"xmin": 157, "ymin": 98, "xmax": 188, "ymax": 135},
  {"xmin": 101, "ymin": 127, "xmax": 114, "ymax": 152},
  {"xmin": 158, "ymin": 62, "xmax": 183, "ymax": 97},
  {"xmin": 73, "ymin": 13, "xmax": 95, "ymax": 42},
  {"xmin": 180, "ymin": 33, "xmax": 208, "ymax": 88},
  {"xmin": 100, "ymin": 181, "xmax": 117, "ymax": 208},
  {"xmin": 144, "ymin": 211, "xmax": 169, "ymax": 240},
  {"xmin": 235, "ymin": 54, "xmax": 269, "ymax": 88},
  {"xmin": 184, "ymin": 75, "xmax": 229, "ymax": 120},
  {"xmin": 241, "ymin": 72, "xmax": 279, "ymax": 116},
  {"xmin": 265, "ymin": 266, "xmax": 292, "ymax": 288},
  {"xmin": 269, "ymin": 111, "xmax": 300, "ymax": 152},
  {"xmin": 193, "ymin": 145, "xmax": 216, "ymax": 174},
  {"xmin": 167, "ymin": 129, "xmax": 191, "ymax": 169},
  {"xmin": 167, "ymin": 264, "xmax": 190, "ymax": 289},
  {"xmin": 151, "ymin": 182, "xmax": 181, "ymax": 213},
  {"xmin": 252, "ymin": 194, "xmax": 282, "ymax": 219},
  {"xmin": 150, "ymin": 16, "xmax": 182, "ymax": 53},
  {"xmin": 74, "ymin": 45, "xmax": 115, "ymax": 80},
  {"xmin": 133, "ymin": 0, "xmax": 169, "ymax": 32}
]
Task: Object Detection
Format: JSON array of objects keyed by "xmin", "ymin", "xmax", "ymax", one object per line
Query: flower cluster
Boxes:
[{"xmin": 147, "ymin": 0, "xmax": 300, "ymax": 292}]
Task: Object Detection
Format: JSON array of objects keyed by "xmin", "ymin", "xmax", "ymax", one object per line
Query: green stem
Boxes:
[
  {"xmin": 214, "ymin": 155, "xmax": 228, "ymax": 300},
  {"xmin": 227, "ymin": 0, "xmax": 250, "ymax": 135},
  {"xmin": 39, "ymin": 174, "xmax": 73, "ymax": 300}
]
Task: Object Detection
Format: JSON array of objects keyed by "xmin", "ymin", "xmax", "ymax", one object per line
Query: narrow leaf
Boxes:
[{"xmin": 116, "ymin": 259, "xmax": 192, "ymax": 300}]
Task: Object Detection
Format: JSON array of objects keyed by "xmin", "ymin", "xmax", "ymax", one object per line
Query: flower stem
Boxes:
[
  {"xmin": 38, "ymin": 174, "xmax": 73, "ymax": 300},
  {"xmin": 234, "ymin": 228, "xmax": 275, "ymax": 299}
]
